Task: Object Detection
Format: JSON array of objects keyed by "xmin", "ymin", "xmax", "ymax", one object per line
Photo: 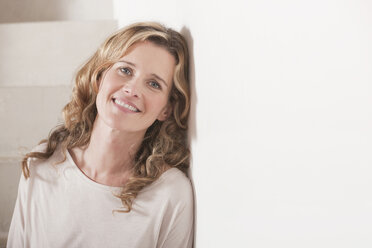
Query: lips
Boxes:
[{"xmin": 112, "ymin": 98, "xmax": 141, "ymax": 112}]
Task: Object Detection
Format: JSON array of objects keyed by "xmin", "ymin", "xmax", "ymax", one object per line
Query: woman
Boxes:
[{"xmin": 7, "ymin": 22, "xmax": 193, "ymax": 248}]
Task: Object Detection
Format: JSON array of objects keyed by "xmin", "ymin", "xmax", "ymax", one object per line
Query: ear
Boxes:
[{"xmin": 157, "ymin": 103, "xmax": 172, "ymax": 121}]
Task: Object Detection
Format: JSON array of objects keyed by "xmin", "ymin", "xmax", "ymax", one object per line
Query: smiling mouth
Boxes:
[{"xmin": 112, "ymin": 98, "xmax": 140, "ymax": 112}]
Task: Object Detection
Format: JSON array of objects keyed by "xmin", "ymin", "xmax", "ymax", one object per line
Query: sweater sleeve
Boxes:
[
  {"xmin": 161, "ymin": 201, "xmax": 194, "ymax": 248},
  {"xmin": 158, "ymin": 174, "xmax": 194, "ymax": 248},
  {"xmin": 7, "ymin": 145, "xmax": 45, "ymax": 248},
  {"xmin": 7, "ymin": 174, "xmax": 27, "ymax": 248}
]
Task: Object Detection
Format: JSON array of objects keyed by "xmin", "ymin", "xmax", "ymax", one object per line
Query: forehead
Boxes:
[{"xmin": 120, "ymin": 41, "xmax": 176, "ymax": 83}]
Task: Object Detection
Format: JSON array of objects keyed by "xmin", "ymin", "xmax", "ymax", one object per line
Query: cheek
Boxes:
[
  {"xmin": 95, "ymin": 85, "xmax": 111, "ymax": 112},
  {"xmin": 144, "ymin": 96, "xmax": 166, "ymax": 114},
  {"xmin": 95, "ymin": 92, "xmax": 104, "ymax": 114},
  {"xmin": 96, "ymin": 76, "xmax": 117, "ymax": 102}
]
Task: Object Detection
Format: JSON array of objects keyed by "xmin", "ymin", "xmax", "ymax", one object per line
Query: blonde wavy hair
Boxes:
[{"xmin": 21, "ymin": 22, "xmax": 190, "ymax": 212}]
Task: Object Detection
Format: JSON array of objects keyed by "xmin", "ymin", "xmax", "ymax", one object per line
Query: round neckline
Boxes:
[
  {"xmin": 65, "ymin": 148, "xmax": 179, "ymax": 192},
  {"xmin": 65, "ymin": 148, "xmax": 122, "ymax": 191}
]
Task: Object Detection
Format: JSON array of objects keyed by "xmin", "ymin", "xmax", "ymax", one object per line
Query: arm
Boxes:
[
  {"xmin": 161, "ymin": 200, "xmax": 194, "ymax": 248},
  {"xmin": 7, "ymin": 173, "xmax": 28, "ymax": 247},
  {"xmin": 157, "ymin": 172, "xmax": 194, "ymax": 248}
]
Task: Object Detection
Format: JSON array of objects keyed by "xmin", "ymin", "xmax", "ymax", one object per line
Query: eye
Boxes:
[
  {"xmin": 119, "ymin": 67, "xmax": 132, "ymax": 75},
  {"xmin": 148, "ymin": 81, "xmax": 161, "ymax": 89}
]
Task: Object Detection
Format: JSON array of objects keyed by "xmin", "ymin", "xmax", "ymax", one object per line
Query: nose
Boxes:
[{"xmin": 122, "ymin": 79, "xmax": 140, "ymax": 98}]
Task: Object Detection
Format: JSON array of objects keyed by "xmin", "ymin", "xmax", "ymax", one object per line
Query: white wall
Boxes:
[{"xmin": 113, "ymin": 0, "xmax": 372, "ymax": 247}]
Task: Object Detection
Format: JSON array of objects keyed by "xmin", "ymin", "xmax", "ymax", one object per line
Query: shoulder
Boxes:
[
  {"xmin": 27, "ymin": 142, "xmax": 65, "ymax": 178},
  {"xmin": 154, "ymin": 168, "xmax": 194, "ymax": 206},
  {"xmin": 17, "ymin": 143, "xmax": 64, "ymax": 196},
  {"xmin": 161, "ymin": 168, "xmax": 191, "ymax": 187},
  {"xmin": 30, "ymin": 142, "xmax": 48, "ymax": 153}
]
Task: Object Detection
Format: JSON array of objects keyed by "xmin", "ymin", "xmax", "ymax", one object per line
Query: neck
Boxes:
[{"xmin": 71, "ymin": 116, "xmax": 146, "ymax": 186}]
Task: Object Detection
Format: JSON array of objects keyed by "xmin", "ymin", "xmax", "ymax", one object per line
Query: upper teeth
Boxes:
[{"xmin": 114, "ymin": 99, "xmax": 139, "ymax": 112}]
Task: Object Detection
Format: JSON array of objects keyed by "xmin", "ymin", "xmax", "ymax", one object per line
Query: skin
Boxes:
[{"xmin": 69, "ymin": 41, "xmax": 176, "ymax": 186}]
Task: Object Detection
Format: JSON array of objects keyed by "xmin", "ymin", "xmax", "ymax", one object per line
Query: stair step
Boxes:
[{"xmin": 0, "ymin": 86, "xmax": 72, "ymax": 157}]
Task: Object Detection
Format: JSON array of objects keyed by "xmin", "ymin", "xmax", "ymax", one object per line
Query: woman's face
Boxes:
[{"xmin": 95, "ymin": 41, "xmax": 176, "ymax": 134}]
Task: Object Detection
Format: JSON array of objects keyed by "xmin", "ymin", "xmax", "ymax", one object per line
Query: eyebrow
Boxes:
[
  {"xmin": 118, "ymin": 60, "xmax": 169, "ymax": 87},
  {"xmin": 119, "ymin": 60, "xmax": 136, "ymax": 67}
]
